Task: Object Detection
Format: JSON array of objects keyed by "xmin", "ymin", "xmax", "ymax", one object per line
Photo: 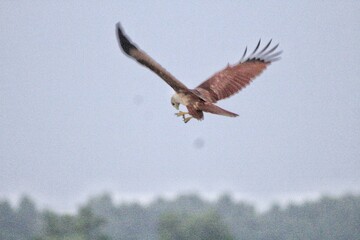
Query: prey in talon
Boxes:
[
  {"xmin": 175, "ymin": 111, "xmax": 188, "ymax": 117},
  {"xmin": 175, "ymin": 111, "xmax": 190, "ymax": 122}
]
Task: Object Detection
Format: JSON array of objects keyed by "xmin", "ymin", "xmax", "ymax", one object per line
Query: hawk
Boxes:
[{"xmin": 116, "ymin": 23, "xmax": 281, "ymax": 123}]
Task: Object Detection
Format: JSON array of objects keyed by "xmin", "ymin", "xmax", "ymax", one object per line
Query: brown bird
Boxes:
[{"xmin": 116, "ymin": 23, "xmax": 281, "ymax": 123}]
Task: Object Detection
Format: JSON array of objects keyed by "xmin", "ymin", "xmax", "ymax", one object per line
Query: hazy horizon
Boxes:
[{"xmin": 3, "ymin": 190, "xmax": 358, "ymax": 214}]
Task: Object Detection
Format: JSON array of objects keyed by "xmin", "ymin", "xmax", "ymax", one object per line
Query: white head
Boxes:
[{"xmin": 171, "ymin": 95, "xmax": 180, "ymax": 110}]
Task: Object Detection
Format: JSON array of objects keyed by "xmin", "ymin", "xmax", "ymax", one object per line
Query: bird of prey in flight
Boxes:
[{"xmin": 116, "ymin": 22, "xmax": 281, "ymax": 123}]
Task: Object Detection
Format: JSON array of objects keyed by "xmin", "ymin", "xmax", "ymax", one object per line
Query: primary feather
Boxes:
[{"xmin": 194, "ymin": 40, "xmax": 282, "ymax": 103}]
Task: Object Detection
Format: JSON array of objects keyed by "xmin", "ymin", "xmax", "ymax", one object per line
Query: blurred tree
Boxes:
[
  {"xmin": 185, "ymin": 211, "xmax": 234, "ymax": 240},
  {"xmin": 158, "ymin": 212, "xmax": 184, "ymax": 240},
  {"xmin": 36, "ymin": 207, "xmax": 109, "ymax": 240},
  {"xmin": 0, "ymin": 193, "xmax": 359, "ymax": 240},
  {"xmin": 16, "ymin": 195, "xmax": 39, "ymax": 238},
  {"xmin": 216, "ymin": 194, "xmax": 259, "ymax": 240},
  {"xmin": 159, "ymin": 211, "xmax": 234, "ymax": 240},
  {"xmin": 0, "ymin": 200, "xmax": 18, "ymax": 240},
  {"xmin": 41, "ymin": 211, "xmax": 74, "ymax": 237},
  {"xmin": 75, "ymin": 206, "xmax": 108, "ymax": 239}
]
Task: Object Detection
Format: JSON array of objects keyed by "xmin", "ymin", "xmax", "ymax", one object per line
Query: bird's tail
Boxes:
[{"xmin": 202, "ymin": 103, "xmax": 238, "ymax": 117}]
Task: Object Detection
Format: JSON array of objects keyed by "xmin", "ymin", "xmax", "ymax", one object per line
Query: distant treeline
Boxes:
[{"xmin": 0, "ymin": 193, "xmax": 359, "ymax": 240}]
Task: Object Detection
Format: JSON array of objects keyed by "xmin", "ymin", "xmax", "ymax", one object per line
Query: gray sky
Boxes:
[{"xmin": 1, "ymin": 1, "xmax": 359, "ymax": 211}]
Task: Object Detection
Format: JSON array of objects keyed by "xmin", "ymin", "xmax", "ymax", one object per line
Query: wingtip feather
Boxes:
[
  {"xmin": 239, "ymin": 40, "xmax": 282, "ymax": 63},
  {"xmin": 115, "ymin": 22, "xmax": 138, "ymax": 55}
]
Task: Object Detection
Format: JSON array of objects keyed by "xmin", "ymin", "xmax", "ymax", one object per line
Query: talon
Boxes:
[
  {"xmin": 175, "ymin": 111, "xmax": 188, "ymax": 117},
  {"xmin": 183, "ymin": 117, "xmax": 192, "ymax": 123}
]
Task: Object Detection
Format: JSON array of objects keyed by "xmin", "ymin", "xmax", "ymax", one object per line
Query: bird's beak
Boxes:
[{"xmin": 175, "ymin": 104, "xmax": 179, "ymax": 110}]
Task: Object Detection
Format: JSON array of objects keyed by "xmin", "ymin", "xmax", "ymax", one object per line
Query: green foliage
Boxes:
[
  {"xmin": 158, "ymin": 213, "xmax": 184, "ymax": 240},
  {"xmin": 0, "ymin": 193, "xmax": 359, "ymax": 240},
  {"xmin": 17, "ymin": 196, "xmax": 38, "ymax": 236},
  {"xmin": 158, "ymin": 211, "xmax": 234, "ymax": 240},
  {"xmin": 0, "ymin": 195, "xmax": 40, "ymax": 240},
  {"xmin": 36, "ymin": 206, "xmax": 109, "ymax": 240},
  {"xmin": 84, "ymin": 193, "xmax": 360, "ymax": 240}
]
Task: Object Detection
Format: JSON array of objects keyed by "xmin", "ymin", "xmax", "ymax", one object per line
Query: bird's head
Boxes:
[{"xmin": 171, "ymin": 95, "xmax": 180, "ymax": 110}]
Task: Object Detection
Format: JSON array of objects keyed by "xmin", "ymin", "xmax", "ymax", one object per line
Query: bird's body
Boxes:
[
  {"xmin": 171, "ymin": 92, "xmax": 238, "ymax": 120},
  {"xmin": 116, "ymin": 22, "xmax": 281, "ymax": 123}
]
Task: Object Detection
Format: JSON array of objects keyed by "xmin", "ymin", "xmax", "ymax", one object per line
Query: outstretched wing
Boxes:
[
  {"xmin": 116, "ymin": 23, "xmax": 188, "ymax": 92},
  {"xmin": 193, "ymin": 40, "xmax": 282, "ymax": 103}
]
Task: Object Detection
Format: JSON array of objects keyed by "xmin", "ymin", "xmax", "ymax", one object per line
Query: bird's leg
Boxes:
[
  {"xmin": 183, "ymin": 116, "xmax": 193, "ymax": 123},
  {"xmin": 175, "ymin": 111, "xmax": 188, "ymax": 117}
]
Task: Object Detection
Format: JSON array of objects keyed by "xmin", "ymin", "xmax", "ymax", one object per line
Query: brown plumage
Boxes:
[{"xmin": 116, "ymin": 22, "xmax": 282, "ymax": 123}]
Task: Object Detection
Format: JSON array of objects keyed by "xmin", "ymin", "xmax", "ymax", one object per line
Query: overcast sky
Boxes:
[{"xmin": 1, "ymin": 1, "xmax": 359, "ymax": 211}]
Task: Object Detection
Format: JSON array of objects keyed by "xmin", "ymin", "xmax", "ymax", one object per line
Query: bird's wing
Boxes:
[
  {"xmin": 116, "ymin": 23, "xmax": 188, "ymax": 92},
  {"xmin": 193, "ymin": 40, "xmax": 282, "ymax": 103}
]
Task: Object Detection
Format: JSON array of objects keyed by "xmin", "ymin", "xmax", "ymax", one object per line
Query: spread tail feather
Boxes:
[{"xmin": 201, "ymin": 103, "xmax": 238, "ymax": 117}]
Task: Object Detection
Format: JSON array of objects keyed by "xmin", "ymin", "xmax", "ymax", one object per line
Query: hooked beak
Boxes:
[{"xmin": 175, "ymin": 104, "xmax": 179, "ymax": 110}]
